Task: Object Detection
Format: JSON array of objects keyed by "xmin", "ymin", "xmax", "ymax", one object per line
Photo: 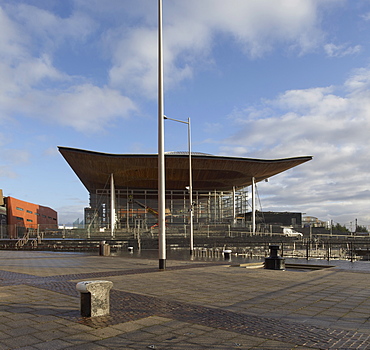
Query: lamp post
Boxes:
[
  {"xmin": 164, "ymin": 116, "xmax": 194, "ymax": 254},
  {"xmin": 158, "ymin": 0, "xmax": 166, "ymax": 270},
  {"xmin": 251, "ymin": 177, "xmax": 256, "ymax": 235}
]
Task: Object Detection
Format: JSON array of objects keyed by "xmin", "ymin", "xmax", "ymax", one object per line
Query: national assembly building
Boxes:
[{"xmin": 59, "ymin": 147, "xmax": 312, "ymax": 235}]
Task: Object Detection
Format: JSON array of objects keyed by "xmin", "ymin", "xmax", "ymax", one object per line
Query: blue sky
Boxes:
[{"xmin": 1, "ymin": 0, "xmax": 370, "ymax": 229}]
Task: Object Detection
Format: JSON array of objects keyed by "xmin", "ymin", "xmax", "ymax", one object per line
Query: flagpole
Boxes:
[{"xmin": 158, "ymin": 0, "xmax": 166, "ymax": 270}]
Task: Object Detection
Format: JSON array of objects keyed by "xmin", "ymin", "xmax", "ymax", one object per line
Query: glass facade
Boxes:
[{"xmin": 85, "ymin": 187, "xmax": 250, "ymax": 231}]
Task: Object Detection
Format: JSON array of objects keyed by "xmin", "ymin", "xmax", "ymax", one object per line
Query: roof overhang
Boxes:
[{"xmin": 58, "ymin": 147, "xmax": 312, "ymax": 192}]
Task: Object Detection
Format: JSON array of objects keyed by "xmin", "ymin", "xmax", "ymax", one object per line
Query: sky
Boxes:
[{"xmin": 1, "ymin": 0, "xmax": 370, "ymax": 228}]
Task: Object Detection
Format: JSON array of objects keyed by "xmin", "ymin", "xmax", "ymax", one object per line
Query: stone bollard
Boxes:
[
  {"xmin": 76, "ymin": 280, "xmax": 113, "ymax": 317},
  {"xmin": 264, "ymin": 245, "xmax": 285, "ymax": 270}
]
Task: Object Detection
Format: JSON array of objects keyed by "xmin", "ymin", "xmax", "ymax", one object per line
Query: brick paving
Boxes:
[{"xmin": 0, "ymin": 251, "xmax": 370, "ymax": 349}]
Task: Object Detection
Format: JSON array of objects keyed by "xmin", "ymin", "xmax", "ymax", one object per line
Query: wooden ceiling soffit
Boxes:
[{"xmin": 58, "ymin": 147, "xmax": 312, "ymax": 192}]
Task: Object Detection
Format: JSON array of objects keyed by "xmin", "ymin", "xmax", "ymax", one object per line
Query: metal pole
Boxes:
[
  {"xmin": 330, "ymin": 219, "xmax": 333, "ymax": 236},
  {"xmin": 252, "ymin": 177, "xmax": 256, "ymax": 234},
  {"xmin": 188, "ymin": 117, "xmax": 194, "ymax": 254},
  {"xmin": 232, "ymin": 186, "xmax": 236, "ymax": 226},
  {"xmin": 158, "ymin": 0, "xmax": 166, "ymax": 270},
  {"xmin": 163, "ymin": 115, "xmax": 193, "ymax": 254},
  {"xmin": 110, "ymin": 173, "xmax": 115, "ymax": 239},
  {"xmin": 306, "ymin": 240, "xmax": 309, "ymax": 260}
]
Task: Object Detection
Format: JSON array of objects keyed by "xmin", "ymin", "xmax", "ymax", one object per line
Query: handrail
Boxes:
[{"xmin": 15, "ymin": 231, "xmax": 29, "ymax": 248}]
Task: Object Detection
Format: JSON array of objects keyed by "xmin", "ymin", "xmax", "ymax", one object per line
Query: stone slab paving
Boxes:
[{"xmin": 0, "ymin": 251, "xmax": 369, "ymax": 348}]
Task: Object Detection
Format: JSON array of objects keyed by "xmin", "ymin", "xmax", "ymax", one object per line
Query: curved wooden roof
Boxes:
[{"xmin": 58, "ymin": 147, "xmax": 312, "ymax": 192}]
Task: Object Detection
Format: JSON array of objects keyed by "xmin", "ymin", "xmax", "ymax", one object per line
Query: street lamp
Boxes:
[{"xmin": 164, "ymin": 116, "xmax": 194, "ymax": 255}]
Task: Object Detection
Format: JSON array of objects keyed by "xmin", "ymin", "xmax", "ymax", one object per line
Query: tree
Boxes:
[
  {"xmin": 355, "ymin": 225, "xmax": 368, "ymax": 233},
  {"xmin": 333, "ymin": 223, "xmax": 349, "ymax": 233}
]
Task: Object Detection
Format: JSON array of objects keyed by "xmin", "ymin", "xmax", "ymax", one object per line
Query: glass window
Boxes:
[
  {"xmin": 26, "ymin": 210, "xmax": 33, "ymax": 214},
  {"xmin": 16, "ymin": 207, "xmax": 23, "ymax": 211}
]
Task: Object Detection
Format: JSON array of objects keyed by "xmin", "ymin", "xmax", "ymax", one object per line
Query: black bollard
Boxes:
[
  {"xmin": 264, "ymin": 245, "xmax": 285, "ymax": 270},
  {"xmin": 223, "ymin": 249, "xmax": 232, "ymax": 260}
]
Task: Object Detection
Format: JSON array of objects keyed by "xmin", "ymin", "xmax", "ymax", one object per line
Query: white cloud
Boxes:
[
  {"xmin": 0, "ymin": 3, "xmax": 136, "ymax": 133},
  {"xmin": 56, "ymin": 204, "xmax": 85, "ymax": 225},
  {"xmin": 13, "ymin": 54, "xmax": 66, "ymax": 89},
  {"xmin": 43, "ymin": 147, "xmax": 59, "ymax": 157},
  {"xmin": 0, "ymin": 166, "xmax": 17, "ymax": 179},
  {"xmin": 0, "ymin": 0, "xmax": 344, "ymax": 128},
  {"xmin": 104, "ymin": 0, "xmax": 335, "ymax": 98},
  {"xmin": 223, "ymin": 67, "xmax": 370, "ymax": 223},
  {"xmin": 0, "ymin": 6, "xmax": 28, "ymax": 62},
  {"xmin": 0, "ymin": 148, "xmax": 30, "ymax": 179},
  {"xmin": 219, "ymin": 146, "xmax": 250, "ymax": 157},
  {"xmin": 344, "ymin": 67, "xmax": 370, "ymax": 93},
  {"xmin": 204, "ymin": 122, "xmax": 224, "ymax": 134},
  {"xmin": 361, "ymin": 12, "xmax": 370, "ymax": 21},
  {"xmin": 0, "ymin": 149, "xmax": 30, "ymax": 165},
  {"xmin": 196, "ymin": 0, "xmax": 322, "ymax": 55},
  {"xmin": 23, "ymin": 84, "xmax": 137, "ymax": 133},
  {"xmin": 0, "ymin": 132, "xmax": 11, "ymax": 147},
  {"xmin": 6, "ymin": 3, "xmax": 97, "ymax": 52},
  {"xmin": 3, "ymin": 149, "xmax": 31, "ymax": 164},
  {"xmin": 324, "ymin": 43, "xmax": 362, "ymax": 57}
]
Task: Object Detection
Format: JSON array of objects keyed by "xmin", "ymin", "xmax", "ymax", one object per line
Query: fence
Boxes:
[
  {"xmin": 0, "ymin": 224, "xmax": 59, "ymax": 240},
  {"xmin": 1, "ymin": 223, "xmax": 370, "ymax": 262},
  {"xmin": 217, "ymin": 240, "xmax": 370, "ymax": 262}
]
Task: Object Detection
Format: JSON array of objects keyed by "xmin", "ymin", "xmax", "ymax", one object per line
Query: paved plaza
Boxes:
[{"xmin": 0, "ymin": 250, "xmax": 370, "ymax": 349}]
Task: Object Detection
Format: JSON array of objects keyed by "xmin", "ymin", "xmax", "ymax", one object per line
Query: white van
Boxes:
[{"xmin": 283, "ymin": 227, "xmax": 303, "ymax": 238}]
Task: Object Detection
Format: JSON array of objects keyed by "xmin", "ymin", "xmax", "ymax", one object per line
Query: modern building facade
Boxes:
[
  {"xmin": 244, "ymin": 211, "xmax": 302, "ymax": 228},
  {"xmin": 59, "ymin": 147, "xmax": 312, "ymax": 234},
  {"xmin": 0, "ymin": 191, "xmax": 6, "ymax": 238},
  {"xmin": 2, "ymin": 195, "xmax": 58, "ymax": 238}
]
